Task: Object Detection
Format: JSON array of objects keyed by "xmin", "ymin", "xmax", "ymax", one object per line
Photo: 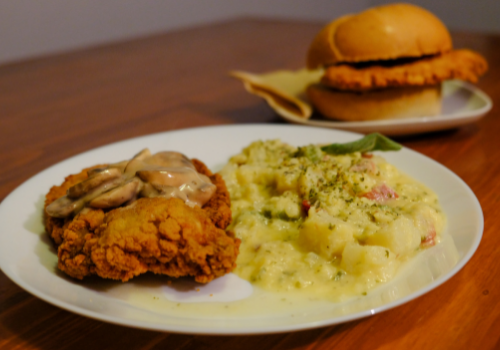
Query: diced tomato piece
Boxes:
[
  {"xmin": 350, "ymin": 159, "xmax": 377, "ymax": 174},
  {"xmin": 302, "ymin": 200, "xmax": 311, "ymax": 215},
  {"xmin": 421, "ymin": 227, "xmax": 436, "ymax": 248},
  {"xmin": 362, "ymin": 153, "xmax": 373, "ymax": 158},
  {"xmin": 362, "ymin": 183, "xmax": 399, "ymax": 202}
]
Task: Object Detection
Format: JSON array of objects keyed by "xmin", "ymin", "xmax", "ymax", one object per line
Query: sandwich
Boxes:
[{"xmin": 306, "ymin": 3, "xmax": 488, "ymax": 121}]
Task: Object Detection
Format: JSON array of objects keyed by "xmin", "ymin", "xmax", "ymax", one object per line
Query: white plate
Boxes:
[
  {"xmin": 279, "ymin": 80, "xmax": 492, "ymax": 136},
  {"xmin": 0, "ymin": 125, "xmax": 483, "ymax": 334}
]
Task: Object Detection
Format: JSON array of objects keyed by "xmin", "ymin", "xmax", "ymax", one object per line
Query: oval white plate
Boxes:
[
  {"xmin": 0, "ymin": 125, "xmax": 483, "ymax": 334},
  {"xmin": 279, "ymin": 80, "xmax": 492, "ymax": 136}
]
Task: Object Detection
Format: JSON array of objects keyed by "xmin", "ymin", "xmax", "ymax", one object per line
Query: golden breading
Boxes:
[
  {"xmin": 56, "ymin": 208, "xmax": 105, "ymax": 279},
  {"xmin": 45, "ymin": 158, "xmax": 239, "ymax": 283},
  {"xmin": 321, "ymin": 49, "xmax": 488, "ymax": 91},
  {"xmin": 58, "ymin": 197, "xmax": 239, "ymax": 283}
]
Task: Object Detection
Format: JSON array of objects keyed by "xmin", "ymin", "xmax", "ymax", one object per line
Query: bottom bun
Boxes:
[{"xmin": 307, "ymin": 84, "xmax": 442, "ymax": 121}]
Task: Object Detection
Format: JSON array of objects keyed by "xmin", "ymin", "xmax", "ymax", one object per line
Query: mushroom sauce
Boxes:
[{"xmin": 46, "ymin": 149, "xmax": 216, "ymax": 218}]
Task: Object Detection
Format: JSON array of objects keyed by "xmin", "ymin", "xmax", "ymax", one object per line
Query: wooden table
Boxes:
[{"xmin": 1, "ymin": 18, "xmax": 499, "ymax": 350}]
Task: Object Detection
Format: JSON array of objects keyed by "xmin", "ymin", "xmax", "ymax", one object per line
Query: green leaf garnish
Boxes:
[{"xmin": 320, "ymin": 133, "xmax": 402, "ymax": 155}]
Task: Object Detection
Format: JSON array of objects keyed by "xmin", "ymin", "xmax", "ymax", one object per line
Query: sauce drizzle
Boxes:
[{"xmin": 46, "ymin": 149, "xmax": 216, "ymax": 218}]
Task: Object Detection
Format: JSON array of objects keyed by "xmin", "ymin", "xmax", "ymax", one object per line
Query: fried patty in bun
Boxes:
[{"xmin": 306, "ymin": 3, "xmax": 488, "ymax": 121}]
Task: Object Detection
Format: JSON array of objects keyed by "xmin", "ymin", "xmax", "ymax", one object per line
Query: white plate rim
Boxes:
[{"xmin": 0, "ymin": 124, "xmax": 484, "ymax": 334}]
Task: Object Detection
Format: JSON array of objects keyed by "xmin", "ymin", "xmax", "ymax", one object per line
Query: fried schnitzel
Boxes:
[
  {"xmin": 44, "ymin": 157, "xmax": 239, "ymax": 283},
  {"xmin": 321, "ymin": 49, "xmax": 488, "ymax": 92}
]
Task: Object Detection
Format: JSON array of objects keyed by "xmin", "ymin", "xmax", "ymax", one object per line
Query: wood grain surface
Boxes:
[{"xmin": 0, "ymin": 18, "xmax": 499, "ymax": 350}]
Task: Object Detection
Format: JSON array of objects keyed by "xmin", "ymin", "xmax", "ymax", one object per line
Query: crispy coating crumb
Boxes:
[
  {"xmin": 56, "ymin": 208, "xmax": 104, "ymax": 279},
  {"xmin": 90, "ymin": 197, "xmax": 238, "ymax": 283},
  {"xmin": 321, "ymin": 49, "xmax": 488, "ymax": 91},
  {"xmin": 45, "ymin": 158, "xmax": 239, "ymax": 283}
]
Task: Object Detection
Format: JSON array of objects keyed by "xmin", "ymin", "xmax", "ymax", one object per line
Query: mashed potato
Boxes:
[{"xmin": 220, "ymin": 139, "xmax": 446, "ymax": 300}]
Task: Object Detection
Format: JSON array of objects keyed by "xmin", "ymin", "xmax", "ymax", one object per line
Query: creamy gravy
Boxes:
[
  {"xmin": 104, "ymin": 233, "xmax": 458, "ymax": 322},
  {"xmin": 46, "ymin": 149, "xmax": 216, "ymax": 218}
]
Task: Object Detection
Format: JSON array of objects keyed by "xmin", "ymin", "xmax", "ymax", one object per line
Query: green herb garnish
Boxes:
[
  {"xmin": 294, "ymin": 145, "xmax": 323, "ymax": 163},
  {"xmin": 334, "ymin": 271, "xmax": 345, "ymax": 281},
  {"xmin": 321, "ymin": 133, "xmax": 402, "ymax": 155}
]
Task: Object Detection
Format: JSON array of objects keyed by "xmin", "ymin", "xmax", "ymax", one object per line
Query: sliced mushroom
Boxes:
[
  {"xmin": 185, "ymin": 182, "xmax": 217, "ymax": 207},
  {"xmin": 45, "ymin": 195, "xmax": 85, "ymax": 218},
  {"xmin": 132, "ymin": 148, "xmax": 152, "ymax": 161},
  {"xmin": 67, "ymin": 167, "xmax": 122, "ymax": 199},
  {"xmin": 137, "ymin": 167, "xmax": 203, "ymax": 188},
  {"xmin": 47, "ymin": 149, "xmax": 217, "ymax": 218},
  {"xmin": 87, "ymin": 160, "xmax": 128, "ymax": 177},
  {"xmin": 87, "ymin": 167, "xmax": 109, "ymax": 177},
  {"xmin": 140, "ymin": 182, "xmax": 161, "ymax": 198},
  {"xmin": 152, "ymin": 181, "xmax": 216, "ymax": 208},
  {"xmin": 123, "ymin": 148, "xmax": 152, "ymax": 177},
  {"xmin": 89, "ymin": 178, "xmax": 142, "ymax": 208},
  {"xmin": 144, "ymin": 151, "xmax": 195, "ymax": 169},
  {"xmin": 47, "ymin": 177, "xmax": 124, "ymax": 217},
  {"xmin": 137, "ymin": 163, "xmax": 217, "ymax": 207}
]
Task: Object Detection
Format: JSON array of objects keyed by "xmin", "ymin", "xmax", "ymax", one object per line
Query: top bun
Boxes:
[{"xmin": 307, "ymin": 3, "xmax": 453, "ymax": 69}]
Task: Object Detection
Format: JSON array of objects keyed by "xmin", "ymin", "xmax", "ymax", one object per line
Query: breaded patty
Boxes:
[
  {"xmin": 321, "ymin": 49, "xmax": 488, "ymax": 91},
  {"xmin": 44, "ymin": 158, "xmax": 239, "ymax": 283}
]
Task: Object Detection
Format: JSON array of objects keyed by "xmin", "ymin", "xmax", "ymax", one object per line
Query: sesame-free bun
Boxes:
[
  {"xmin": 306, "ymin": 83, "xmax": 442, "ymax": 121},
  {"xmin": 307, "ymin": 3, "xmax": 453, "ymax": 69}
]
